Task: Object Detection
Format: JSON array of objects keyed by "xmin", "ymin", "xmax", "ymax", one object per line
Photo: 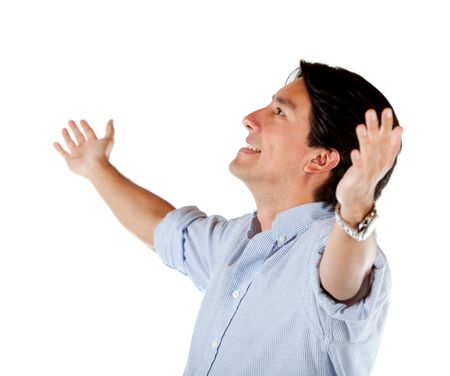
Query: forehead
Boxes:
[{"xmin": 275, "ymin": 78, "xmax": 311, "ymax": 117}]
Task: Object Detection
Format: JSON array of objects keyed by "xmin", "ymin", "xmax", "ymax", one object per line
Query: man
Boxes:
[{"xmin": 54, "ymin": 60, "xmax": 403, "ymax": 375}]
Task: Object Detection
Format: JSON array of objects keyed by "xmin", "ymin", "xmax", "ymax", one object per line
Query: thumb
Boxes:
[
  {"xmin": 105, "ymin": 119, "xmax": 115, "ymax": 140},
  {"xmin": 350, "ymin": 149, "xmax": 362, "ymax": 167}
]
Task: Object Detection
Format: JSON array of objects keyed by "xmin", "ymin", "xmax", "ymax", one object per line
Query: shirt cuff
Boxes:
[{"xmin": 154, "ymin": 205, "xmax": 206, "ymax": 273}]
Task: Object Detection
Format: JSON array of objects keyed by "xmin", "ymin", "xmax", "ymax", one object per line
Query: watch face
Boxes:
[{"xmin": 361, "ymin": 215, "xmax": 378, "ymax": 240}]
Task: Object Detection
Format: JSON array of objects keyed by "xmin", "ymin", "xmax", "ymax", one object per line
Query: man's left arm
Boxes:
[{"xmin": 319, "ymin": 108, "xmax": 403, "ymax": 303}]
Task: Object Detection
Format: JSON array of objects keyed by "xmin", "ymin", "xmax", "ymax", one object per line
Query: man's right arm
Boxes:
[
  {"xmin": 89, "ymin": 160, "xmax": 175, "ymax": 249},
  {"xmin": 54, "ymin": 119, "xmax": 175, "ymax": 250}
]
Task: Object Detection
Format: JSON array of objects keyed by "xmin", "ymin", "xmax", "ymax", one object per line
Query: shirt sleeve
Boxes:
[
  {"xmin": 154, "ymin": 206, "xmax": 230, "ymax": 292},
  {"xmin": 303, "ymin": 220, "xmax": 392, "ymax": 345}
]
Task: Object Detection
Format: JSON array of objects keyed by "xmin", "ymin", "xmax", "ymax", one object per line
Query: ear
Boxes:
[{"xmin": 303, "ymin": 149, "xmax": 340, "ymax": 174}]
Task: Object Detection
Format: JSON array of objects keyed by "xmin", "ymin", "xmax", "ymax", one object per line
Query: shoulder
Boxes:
[{"xmin": 304, "ymin": 215, "xmax": 335, "ymax": 250}]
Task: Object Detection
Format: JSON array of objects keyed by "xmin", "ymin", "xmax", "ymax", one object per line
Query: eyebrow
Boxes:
[{"xmin": 272, "ymin": 94, "xmax": 296, "ymax": 110}]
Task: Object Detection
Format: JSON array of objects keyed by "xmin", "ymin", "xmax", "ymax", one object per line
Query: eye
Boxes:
[{"xmin": 275, "ymin": 107, "xmax": 286, "ymax": 117}]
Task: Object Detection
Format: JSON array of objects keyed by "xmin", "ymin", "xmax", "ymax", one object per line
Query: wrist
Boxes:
[
  {"xmin": 335, "ymin": 202, "xmax": 378, "ymax": 242},
  {"xmin": 338, "ymin": 201, "xmax": 374, "ymax": 228},
  {"xmin": 86, "ymin": 158, "xmax": 113, "ymax": 182}
]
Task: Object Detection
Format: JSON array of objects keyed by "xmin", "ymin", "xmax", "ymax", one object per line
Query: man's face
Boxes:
[{"xmin": 229, "ymin": 78, "xmax": 317, "ymax": 189}]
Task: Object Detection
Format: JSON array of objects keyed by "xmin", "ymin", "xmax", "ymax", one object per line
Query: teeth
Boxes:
[{"xmin": 246, "ymin": 143, "xmax": 261, "ymax": 153}]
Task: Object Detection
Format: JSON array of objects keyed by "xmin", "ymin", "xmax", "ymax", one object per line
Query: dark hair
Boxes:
[{"xmin": 293, "ymin": 60, "xmax": 401, "ymax": 207}]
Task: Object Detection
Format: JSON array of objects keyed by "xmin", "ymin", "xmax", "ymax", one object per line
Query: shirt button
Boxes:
[
  {"xmin": 232, "ymin": 290, "xmax": 240, "ymax": 299},
  {"xmin": 278, "ymin": 234, "xmax": 286, "ymax": 243},
  {"xmin": 211, "ymin": 340, "xmax": 218, "ymax": 348}
]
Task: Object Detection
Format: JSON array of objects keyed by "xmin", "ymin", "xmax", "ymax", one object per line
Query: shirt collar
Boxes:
[{"xmin": 248, "ymin": 202, "xmax": 334, "ymax": 242}]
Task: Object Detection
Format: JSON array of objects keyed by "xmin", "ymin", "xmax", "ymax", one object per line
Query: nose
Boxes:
[{"xmin": 242, "ymin": 111, "xmax": 260, "ymax": 133}]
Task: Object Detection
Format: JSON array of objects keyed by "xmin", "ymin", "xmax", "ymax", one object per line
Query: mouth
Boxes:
[{"xmin": 243, "ymin": 143, "xmax": 261, "ymax": 153}]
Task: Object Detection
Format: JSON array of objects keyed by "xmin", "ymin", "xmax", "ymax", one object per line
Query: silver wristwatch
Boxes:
[{"xmin": 335, "ymin": 203, "xmax": 378, "ymax": 241}]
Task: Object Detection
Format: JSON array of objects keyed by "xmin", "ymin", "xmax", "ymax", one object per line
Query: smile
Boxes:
[{"xmin": 245, "ymin": 143, "xmax": 261, "ymax": 153}]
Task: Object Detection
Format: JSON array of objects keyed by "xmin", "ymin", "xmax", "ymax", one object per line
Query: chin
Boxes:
[
  {"xmin": 228, "ymin": 159, "xmax": 240, "ymax": 178},
  {"xmin": 229, "ymin": 161, "xmax": 257, "ymax": 186},
  {"xmin": 229, "ymin": 160, "xmax": 247, "ymax": 179}
]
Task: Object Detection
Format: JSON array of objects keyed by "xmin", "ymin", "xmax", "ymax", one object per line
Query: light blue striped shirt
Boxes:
[{"xmin": 154, "ymin": 202, "xmax": 391, "ymax": 375}]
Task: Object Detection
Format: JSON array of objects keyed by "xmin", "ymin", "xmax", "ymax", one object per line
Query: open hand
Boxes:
[
  {"xmin": 336, "ymin": 108, "xmax": 403, "ymax": 223},
  {"xmin": 53, "ymin": 119, "xmax": 115, "ymax": 179}
]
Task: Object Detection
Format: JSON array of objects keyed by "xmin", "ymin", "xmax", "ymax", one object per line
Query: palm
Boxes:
[
  {"xmin": 336, "ymin": 108, "xmax": 403, "ymax": 209},
  {"xmin": 67, "ymin": 137, "xmax": 112, "ymax": 174},
  {"xmin": 54, "ymin": 119, "xmax": 115, "ymax": 179}
]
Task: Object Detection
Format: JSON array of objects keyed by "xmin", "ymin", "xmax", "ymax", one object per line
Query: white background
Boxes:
[{"xmin": 0, "ymin": 0, "xmax": 448, "ymax": 375}]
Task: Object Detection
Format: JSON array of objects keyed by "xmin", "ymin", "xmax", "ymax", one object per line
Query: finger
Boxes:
[
  {"xmin": 350, "ymin": 149, "xmax": 363, "ymax": 167},
  {"xmin": 390, "ymin": 125, "xmax": 403, "ymax": 150},
  {"xmin": 53, "ymin": 142, "xmax": 70, "ymax": 158},
  {"xmin": 68, "ymin": 120, "xmax": 86, "ymax": 145},
  {"xmin": 105, "ymin": 119, "xmax": 114, "ymax": 140},
  {"xmin": 79, "ymin": 119, "xmax": 98, "ymax": 141},
  {"xmin": 365, "ymin": 109, "xmax": 379, "ymax": 139},
  {"xmin": 62, "ymin": 128, "xmax": 77, "ymax": 150},
  {"xmin": 355, "ymin": 124, "xmax": 369, "ymax": 157},
  {"xmin": 380, "ymin": 108, "xmax": 394, "ymax": 138},
  {"xmin": 382, "ymin": 126, "xmax": 403, "ymax": 169}
]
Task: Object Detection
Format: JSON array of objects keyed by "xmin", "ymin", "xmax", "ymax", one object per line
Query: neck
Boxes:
[{"xmin": 248, "ymin": 183, "xmax": 316, "ymax": 232}]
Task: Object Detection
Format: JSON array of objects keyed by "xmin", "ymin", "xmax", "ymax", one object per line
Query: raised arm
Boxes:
[
  {"xmin": 53, "ymin": 119, "xmax": 175, "ymax": 249},
  {"xmin": 319, "ymin": 108, "xmax": 403, "ymax": 303}
]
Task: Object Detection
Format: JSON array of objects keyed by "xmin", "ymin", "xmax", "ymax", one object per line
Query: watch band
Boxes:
[{"xmin": 335, "ymin": 203, "xmax": 378, "ymax": 241}]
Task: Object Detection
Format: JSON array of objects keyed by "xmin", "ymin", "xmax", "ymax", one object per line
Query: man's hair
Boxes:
[{"xmin": 295, "ymin": 60, "xmax": 401, "ymax": 207}]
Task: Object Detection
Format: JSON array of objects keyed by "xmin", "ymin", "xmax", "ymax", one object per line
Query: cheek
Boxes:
[
  {"xmin": 262, "ymin": 130, "xmax": 310, "ymax": 165},
  {"xmin": 262, "ymin": 145, "xmax": 309, "ymax": 174},
  {"xmin": 277, "ymin": 137, "xmax": 309, "ymax": 161}
]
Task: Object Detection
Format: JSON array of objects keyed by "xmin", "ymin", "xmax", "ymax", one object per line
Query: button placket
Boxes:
[{"xmin": 203, "ymin": 233, "xmax": 274, "ymax": 372}]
